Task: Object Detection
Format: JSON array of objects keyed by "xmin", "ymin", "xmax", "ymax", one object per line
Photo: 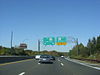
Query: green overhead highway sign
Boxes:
[
  {"xmin": 43, "ymin": 37, "xmax": 67, "ymax": 46},
  {"xmin": 56, "ymin": 37, "xmax": 67, "ymax": 45},
  {"xmin": 43, "ymin": 37, "xmax": 55, "ymax": 45}
]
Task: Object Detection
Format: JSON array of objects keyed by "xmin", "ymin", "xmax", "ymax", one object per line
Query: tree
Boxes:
[
  {"xmin": 0, "ymin": 46, "xmax": 2, "ymax": 50},
  {"xmin": 25, "ymin": 50, "xmax": 34, "ymax": 56},
  {"xmin": 96, "ymin": 36, "xmax": 100, "ymax": 53},
  {"xmin": 13, "ymin": 48, "xmax": 26, "ymax": 55},
  {"xmin": 87, "ymin": 39, "xmax": 93, "ymax": 55}
]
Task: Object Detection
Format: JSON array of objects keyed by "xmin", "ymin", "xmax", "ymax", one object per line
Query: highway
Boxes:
[{"xmin": 0, "ymin": 57, "xmax": 100, "ymax": 75}]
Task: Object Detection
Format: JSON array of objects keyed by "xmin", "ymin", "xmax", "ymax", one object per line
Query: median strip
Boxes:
[{"xmin": 0, "ymin": 59, "xmax": 33, "ymax": 66}]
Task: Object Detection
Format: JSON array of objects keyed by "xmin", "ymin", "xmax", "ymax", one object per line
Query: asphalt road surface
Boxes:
[{"xmin": 0, "ymin": 57, "xmax": 100, "ymax": 75}]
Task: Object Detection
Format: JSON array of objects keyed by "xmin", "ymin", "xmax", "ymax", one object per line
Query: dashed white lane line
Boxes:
[
  {"xmin": 61, "ymin": 63, "xmax": 64, "ymax": 66},
  {"xmin": 58, "ymin": 59, "xmax": 61, "ymax": 62},
  {"xmin": 19, "ymin": 72, "xmax": 25, "ymax": 75},
  {"xmin": 58, "ymin": 59, "xmax": 60, "ymax": 61},
  {"xmin": 38, "ymin": 63, "xmax": 40, "ymax": 64}
]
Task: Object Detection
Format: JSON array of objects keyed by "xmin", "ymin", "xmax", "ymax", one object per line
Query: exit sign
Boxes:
[{"xmin": 56, "ymin": 37, "xmax": 67, "ymax": 45}]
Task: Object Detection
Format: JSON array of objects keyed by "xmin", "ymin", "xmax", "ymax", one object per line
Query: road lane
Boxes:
[
  {"xmin": 59, "ymin": 57, "xmax": 100, "ymax": 75},
  {"xmin": 0, "ymin": 58, "xmax": 100, "ymax": 75},
  {"xmin": 0, "ymin": 59, "xmax": 38, "ymax": 75},
  {"xmin": 25, "ymin": 60, "xmax": 65, "ymax": 75}
]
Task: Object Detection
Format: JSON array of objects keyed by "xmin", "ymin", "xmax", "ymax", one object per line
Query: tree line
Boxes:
[
  {"xmin": 0, "ymin": 46, "xmax": 67, "ymax": 56},
  {"xmin": 0, "ymin": 35, "xmax": 100, "ymax": 59},
  {"xmin": 69, "ymin": 36, "xmax": 100, "ymax": 60}
]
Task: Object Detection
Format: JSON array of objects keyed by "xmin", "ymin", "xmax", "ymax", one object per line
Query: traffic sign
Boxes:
[
  {"xmin": 43, "ymin": 37, "xmax": 55, "ymax": 45},
  {"xmin": 56, "ymin": 37, "xmax": 67, "ymax": 45},
  {"xmin": 43, "ymin": 37, "xmax": 68, "ymax": 46},
  {"xmin": 56, "ymin": 42, "xmax": 67, "ymax": 45}
]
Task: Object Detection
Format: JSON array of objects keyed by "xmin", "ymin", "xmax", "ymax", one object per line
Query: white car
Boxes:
[
  {"xmin": 61, "ymin": 56, "xmax": 64, "ymax": 58},
  {"xmin": 35, "ymin": 55, "xmax": 41, "ymax": 60}
]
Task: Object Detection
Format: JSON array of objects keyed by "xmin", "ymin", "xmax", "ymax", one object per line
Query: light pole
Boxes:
[
  {"xmin": 38, "ymin": 40, "xmax": 40, "ymax": 53},
  {"xmin": 11, "ymin": 31, "xmax": 13, "ymax": 49}
]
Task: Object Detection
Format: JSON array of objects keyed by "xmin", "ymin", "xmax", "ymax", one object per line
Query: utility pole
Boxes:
[
  {"xmin": 11, "ymin": 31, "xmax": 13, "ymax": 49},
  {"xmin": 38, "ymin": 40, "xmax": 40, "ymax": 53}
]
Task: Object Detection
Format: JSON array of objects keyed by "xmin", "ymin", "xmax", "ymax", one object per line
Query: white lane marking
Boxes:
[
  {"xmin": 78, "ymin": 63, "xmax": 100, "ymax": 70},
  {"xmin": 92, "ymin": 67, "xmax": 100, "ymax": 70},
  {"xmin": 61, "ymin": 63, "xmax": 64, "ymax": 66},
  {"xmin": 58, "ymin": 59, "xmax": 60, "ymax": 61},
  {"xmin": 19, "ymin": 72, "xmax": 25, "ymax": 75},
  {"xmin": 58, "ymin": 58, "xmax": 61, "ymax": 62},
  {"xmin": 65, "ymin": 58, "xmax": 100, "ymax": 70},
  {"xmin": 38, "ymin": 63, "xmax": 40, "ymax": 64}
]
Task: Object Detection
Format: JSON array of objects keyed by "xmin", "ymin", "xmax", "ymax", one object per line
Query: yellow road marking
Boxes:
[{"xmin": 0, "ymin": 59, "xmax": 33, "ymax": 66}]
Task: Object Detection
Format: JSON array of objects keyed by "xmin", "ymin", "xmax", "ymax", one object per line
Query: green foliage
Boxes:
[
  {"xmin": 69, "ymin": 35, "xmax": 100, "ymax": 60},
  {"xmin": 0, "ymin": 47, "xmax": 11, "ymax": 55},
  {"xmin": 0, "ymin": 46, "xmax": 67, "ymax": 56},
  {"xmin": 0, "ymin": 47, "xmax": 26, "ymax": 56},
  {"xmin": 0, "ymin": 35, "xmax": 100, "ymax": 58}
]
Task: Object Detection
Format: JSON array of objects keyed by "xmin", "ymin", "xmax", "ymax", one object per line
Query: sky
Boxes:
[{"xmin": 0, "ymin": 0, "xmax": 100, "ymax": 52}]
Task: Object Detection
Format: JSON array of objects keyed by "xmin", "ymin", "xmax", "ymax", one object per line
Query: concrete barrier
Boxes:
[{"xmin": 0, "ymin": 56, "xmax": 34, "ymax": 64}]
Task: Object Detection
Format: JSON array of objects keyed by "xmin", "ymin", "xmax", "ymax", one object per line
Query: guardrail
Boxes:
[{"xmin": 0, "ymin": 56, "xmax": 34, "ymax": 64}]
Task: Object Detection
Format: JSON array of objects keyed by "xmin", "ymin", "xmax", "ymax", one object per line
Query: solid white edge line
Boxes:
[
  {"xmin": 19, "ymin": 72, "xmax": 25, "ymax": 75},
  {"xmin": 65, "ymin": 58, "xmax": 100, "ymax": 70}
]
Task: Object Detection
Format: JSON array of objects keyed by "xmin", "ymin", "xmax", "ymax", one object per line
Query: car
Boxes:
[
  {"xmin": 50, "ymin": 55, "xmax": 55, "ymax": 60},
  {"xmin": 35, "ymin": 55, "xmax": 41, "ymax": 60},
  {"xmin": 61, "ymin": 56, "xmax": 64, "ymax": 58},
  {"xmin": 33, "ymin": 55, "xmax": 35, "ymax": 58},
  {"xmin": 39, "ymin": 55, "xmax": 53, "ymax": 63}
]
